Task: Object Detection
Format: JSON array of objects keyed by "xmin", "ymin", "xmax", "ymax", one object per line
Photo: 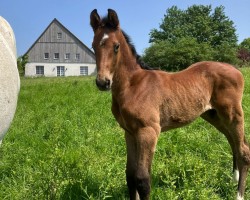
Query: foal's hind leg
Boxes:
[
  {"xmin": 201, "ymin": 109, "xmax": 238, "ymax": 181},
  {"xmin": 125, "ymin": 127, "xmax": 158, "ymax": 200},
  {"xmin": 213, "ymin": 102, "xmax": 250, "ymax": 200},
  {"xmin": 229, "ymin": 113, "xmax": 250, "ymax": 200},
  {"xmin": 221, "ymin": 104, "xmax": 250, "ymax": 200}
]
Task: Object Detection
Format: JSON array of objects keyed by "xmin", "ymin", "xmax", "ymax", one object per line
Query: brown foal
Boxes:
[{"xmin": 90, "ymin": 8, "xmax": 250, "ymax": 200}]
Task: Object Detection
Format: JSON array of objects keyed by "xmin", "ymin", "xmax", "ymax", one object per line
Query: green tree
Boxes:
[
  {"xmin": 17, "ymin": 54, "xmax": 28, "ymax": 76},
  {"xmin": 237, "ymin": 38, "xmax": 250, "ymax": 65},
  {"xmin": 239, "ymin": 38, "xmax": 250, "ymax": 51},
  {"xmin": 143, "ymin": 37, "xmax": 214, "ymax": 71},
  {"xmin": 144, "ymin": 5, "xmax": 238, "ymax": 71}
]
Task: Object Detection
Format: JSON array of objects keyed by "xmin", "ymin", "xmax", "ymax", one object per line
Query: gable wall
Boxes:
[{"xmin": 26, "ymin": 20, "xmax": 96, "ymax": 64}]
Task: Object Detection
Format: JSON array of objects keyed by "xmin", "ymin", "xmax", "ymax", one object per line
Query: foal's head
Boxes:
[{"xmin": 90, "ymin": 9, "xmax": 123, "ymax": 91}]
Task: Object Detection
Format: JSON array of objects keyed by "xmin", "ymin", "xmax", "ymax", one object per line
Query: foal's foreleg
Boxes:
[
  {"xmin": 125, "ymin": 127, "xmax": 158, "ymax": 200},
  {"xmin": 125, "ymin": 132, "xmax": 139, "ymax": 200}
]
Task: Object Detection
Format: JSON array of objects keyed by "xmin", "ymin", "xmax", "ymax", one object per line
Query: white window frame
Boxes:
[
  {"xmin": 75, "ymin": 53, "xmax": 80, "ymax": 60},
  {"xmin": 44, "ymin": 53, "xmax": 49, "ymax": 59},
  {"xmin": 54, "ymin": 53, "xmax": 59, "ymax": 60},
  {"xmin": 65, "ymin": 53, "xmax": 70, "ymax": 60},
  {"xmin": 80, "ymin": 66, "xmax": 88, "ymax": 76},
  {"xmin": 57, "ymin": 66, "xmax": 65, "ymax": 77},
  {"xmin": 36, "ymin": 66, "xmax": 44, "ymax": 75},
  {"xmin": 57, "ymin": 32, "xmax": 62, "ymax": 40}
]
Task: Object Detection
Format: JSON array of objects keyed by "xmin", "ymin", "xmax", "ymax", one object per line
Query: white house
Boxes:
[{"xmin": 25, "ymin": 18, "xmax": 96, "ymax": 77}]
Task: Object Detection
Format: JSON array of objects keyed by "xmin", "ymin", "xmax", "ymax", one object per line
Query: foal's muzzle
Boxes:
[{"xmin": 96, "ymin": 78, "xmax": 111, "ymax": 91}]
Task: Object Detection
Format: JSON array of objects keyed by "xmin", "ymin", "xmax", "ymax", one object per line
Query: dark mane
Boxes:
[
  {"xmin": 121, "ymin": 30, "xmax": 153, "ymax": 70},
  {"xmin": 101, "ymin": 16, "xmax": 154, "ymax": 70}
]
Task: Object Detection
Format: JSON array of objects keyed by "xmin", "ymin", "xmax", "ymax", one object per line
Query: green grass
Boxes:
[{"xmin": 0, "ymin": 68, "xmax": 250, "ymax": 200}]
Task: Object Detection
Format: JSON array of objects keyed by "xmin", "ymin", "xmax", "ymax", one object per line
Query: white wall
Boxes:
[{"xmin": 25, "ymin": 63, "xmax": 96, "ymax": 77}]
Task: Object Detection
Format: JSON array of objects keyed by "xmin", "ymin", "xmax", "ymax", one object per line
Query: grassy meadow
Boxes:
[{"xmin": 0, "ymin": 68, "xmax": 250, "ymax": 200}]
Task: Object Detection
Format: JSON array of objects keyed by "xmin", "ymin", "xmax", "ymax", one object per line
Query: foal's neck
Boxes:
[{"xmin": 112, "ymin": 41, "xmax": 141, "ymax": 94}]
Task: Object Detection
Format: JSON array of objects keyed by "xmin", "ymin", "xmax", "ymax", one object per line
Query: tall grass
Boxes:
[{"xmin": 0, "ymin": 68, "xmax": 250, "ymax": 200}]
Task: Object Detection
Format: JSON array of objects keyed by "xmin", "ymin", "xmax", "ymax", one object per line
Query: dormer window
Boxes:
[{"xmin": 57, "ymin": 32, "xmax": 62, "ymax": 40}]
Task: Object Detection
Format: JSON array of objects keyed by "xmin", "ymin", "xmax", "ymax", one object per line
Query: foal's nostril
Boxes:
[
  {"xmin": 96, "ymin": 78, "xmax": 111, "ymax": 91},
  {"xmin": 105, "ymin": 79, "xmax": 110, "ymax": 88}
]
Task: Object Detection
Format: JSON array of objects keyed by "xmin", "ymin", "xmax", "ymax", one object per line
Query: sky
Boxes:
[{"xmin": 1, "ymin": 0, "xmax": 250, "ymax": 57}]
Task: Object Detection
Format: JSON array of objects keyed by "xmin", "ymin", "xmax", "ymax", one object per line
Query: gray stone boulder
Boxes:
[{"xmin": 0, "ymin": 16, "xmax": 20, "ymax": 144}]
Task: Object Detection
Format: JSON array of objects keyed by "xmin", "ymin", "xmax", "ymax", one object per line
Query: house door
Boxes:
[{"xmin": 57, "ymin": 66, "xmax": 65, "ymax": 76}]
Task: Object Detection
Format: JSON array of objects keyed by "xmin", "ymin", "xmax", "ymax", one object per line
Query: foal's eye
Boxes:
[{"xmin": 114, "ymin": 43, "xmax": 120, "ymax": 53}]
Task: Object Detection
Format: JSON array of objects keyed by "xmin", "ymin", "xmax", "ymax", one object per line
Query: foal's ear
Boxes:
[
  {"xmin": 90, "ymin": 9, "xmax": 101, "ymax": 32},
  {"xmin": 108, "ymin": 9, "xmax": 119, "ymax": 28}
]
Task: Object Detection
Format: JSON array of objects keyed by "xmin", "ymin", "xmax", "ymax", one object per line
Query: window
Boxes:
[
  {"xmin": 36, "ymin": 66, "xmax": 44, "ymax": 75},
  {"xmin": 54, "ymin": 53, "xmax": 59, "ymax": 59},
  {"xmin": 80, "ymin": 66, "xmax": 88, "ymax": 76},
  {"xmin": 57, "ymin": 66, "xmax": 65, "ymax": 76},
  {"xmin": 75, "ymin": 53, "xmax": 80, "ymax": 60},
  {"xmin": 57, "ymin": 32, "xmax": 62, "ymax": 39},
  {"xmin": 44, "ymin": 53, "xmax": 49, "ymax": 59},
  {"xmin": 65, "ymin": 53, "xmax": 70, "ymax": 60}
]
